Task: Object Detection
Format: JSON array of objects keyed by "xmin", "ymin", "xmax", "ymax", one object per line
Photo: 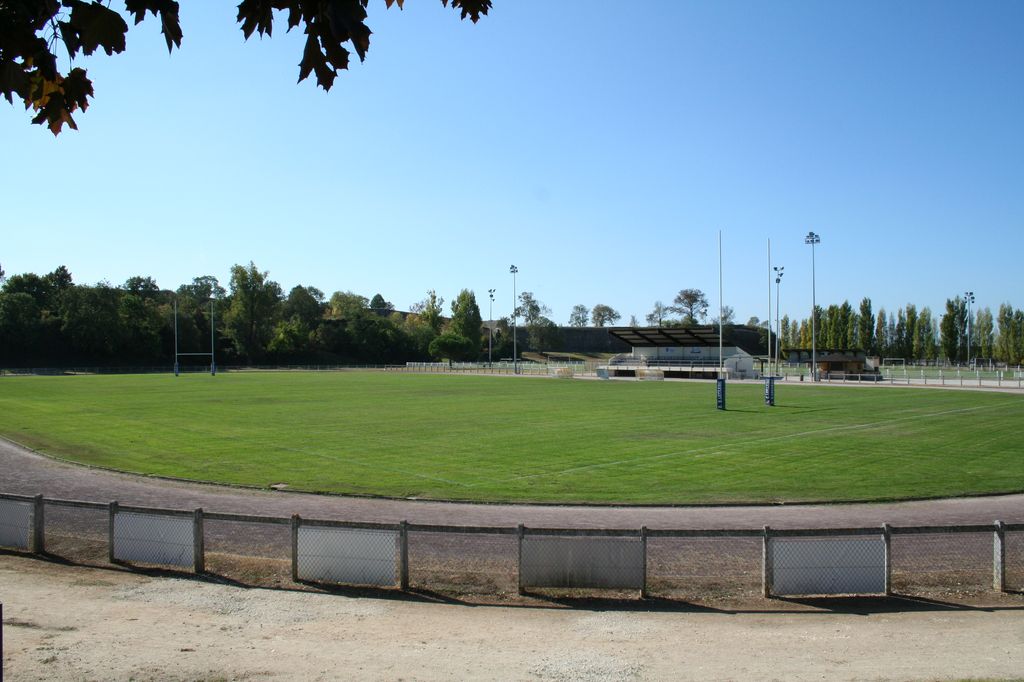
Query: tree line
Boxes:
[
  {"xmin": 3, "ymin": 265, "xmax": 1022, "ymax": 366},
  {"xmin": 767, "ymin": 297, "xmax": 1024, "ymax": 365},
  {"xmin": 0, "ymin": 263, "xmax": 521, "ymax": 368}
]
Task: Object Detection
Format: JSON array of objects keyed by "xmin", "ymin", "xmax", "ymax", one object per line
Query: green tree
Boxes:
[
  {"xmin": 123, "ymin": 276, "xmax": 161, "ymax": 300},
  {"xmin": 1015, "ymin": 310, "xmax": 1024, "ymax": 365},
  {"xmin": 46, "ymin": 265, "xmax": 74, "ymax": 292},
  {"xmin": 224, "ymin": 262, "xmax": 283, "ymax": 363},
  {"xmin": 3, "ymin": 272, "xmax": 56, "ymax": 312},
  {"xmin": 515, "ymin": 291, "xmax": 549, "ymax": 325},
  {"xmin": 0, "ymin": 292, "xmax": 42, "ymax": 361},
  {"xmin": 428, "ymin": 332, "xmax": 476, "ymax": 365},
  {"xmin": 177, "ymin": 276, "xmax": 226, "ymax": 303},
  {"xmin": 283, "ymin": 285, "xmax": 326, "ymax": 329},
  {"xmin": 568, "ymin": 304, "xmax": 589, "ymax": 327},
  {"xmin": 670, "ymin": 289, "xmax": 708, "ymax": 325},
  {"xmin": 711, "ymin": 305, "xmax": 735, "ymax": 326},
  {"xmin": 411, "ymin": 290, "xmax": 445, "ymax": 332},
  {"xmin": 904, "ymin": 304, "xmax": 918, "ymax": 360},
  {"xmin": 3, "ymin": 0, "xmax": 491, "ymax": 135},
  {"xmin": 590, "ymin": 304, "xmax": 621, "ymax": 327},
  {"xmin": 874, "ymin": 309, "xmax": 888, "ymax": 357},
  {"xmin": 369, "ymin": 293, "xmax": 394, "ymax": 316},
  {"xmin": 59, "ymin": 284, "xmax": 121, "ymax": 360},
  {"xmin": 824, "ymin": 304, "xmax": 841, "ymax": 348},
  {"xmin": 940, "ymin": 297, "xmax": 967, "ymax": 363},
  {"xmin": 117, "ymin": 293, "xmax": 163, "ymax": 361},
  {"xmin": 858, "ymin": 298, "xmax": 874, "ymax": 353},
  {"xmin": 526, "ymin": 316, "xmax": 561, "ymax": 351},
  {"xmin": 645, "ymin": 301, "xmax": 669, "ymax": 327},
  {"xmin": 976, "ymin": 307, "xmax": 994, "ymax": 360},
  {"xmin": 894, "ymin": 308, "xmax": 908, "ymax": 359},
  {"xmin": 448, "ymin": 289, "xmax": 482, "ymax": 353},
  {"xmin": 919, "ymin": 308, "xmax": 938, "ymax": 363},
  {"xmin": 995, "ymin": 304, "xmax": 1018, "ymax": 363},
  {"xmin": 779, "ymin": 315, "xmax": 791, "ymax": 349},
  {"xmin": 840, "ymin": 301, "xmax": 856, "ymax": 349},
  {"xmin": 328, "ymin": 291, "xmax": 368, "ymax": 319}
]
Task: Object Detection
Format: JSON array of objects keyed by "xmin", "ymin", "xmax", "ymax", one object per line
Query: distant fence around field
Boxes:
[
  {"xmin": 4, "ymin": 363, "xmax": 1024, "ymax": 393},
  {"xmin": 2, "ymin": 492, "xmax": 1020, "ymax": 600},
  {"xmin": 0, "ymin": 362, "xmax": 596, "ymax": 378}
]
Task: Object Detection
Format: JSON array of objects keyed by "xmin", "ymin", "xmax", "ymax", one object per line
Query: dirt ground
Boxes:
[{"xmin": 3, "ymin": 554, "xmax": 1023, "ymax": 682}]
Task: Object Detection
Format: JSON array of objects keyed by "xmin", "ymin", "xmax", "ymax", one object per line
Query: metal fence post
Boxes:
[
  {"xmin": 882, "ymin": 523, "xmax": 892, "ymax": 596},
  {"xmin": 640, "ymin": 526, "xmax": 648, "ymax": 599},
  {"xmin": 517, "ymin": 523, "xmax": 525, "ymax": 595},
  {"xmin": 193, "ymin": 508, "xmax": 204, "ymax": 574},
  {"xmin": 399, "ymin": 520, "xmax": 409, "ymax": 590},
  {"xmin": 993, "ymin": 520, "xmax": 1006, "ymax": 593},
  {"xmin": 108, "ymin": 501, "xmax": 118, "ymax": 564},
  {"xmin": 762, "ymin": 525, "xmax": 773, "ymax": 598},
  {"xmin": 290, "ymin": 514, "xmax": 300, "ymax": 582},
  {"xmin": 31, "ymin": 494, "xmax": 44, "ymax": 554}
]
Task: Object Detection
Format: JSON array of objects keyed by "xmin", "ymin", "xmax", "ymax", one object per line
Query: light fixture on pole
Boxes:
[
  {"xmin": 488, "ymin": 288, "xmax": 495, "ymax": 367},
  {"xmin": 774, "ymin": 265, "xmax": 784, "ymax": 376},
  {"xmin": 964, "ymin": 290, "xmax": 975, "ymax": 366},
  {"xmin": 509, "ymin": 265, "xmax": 518, "ymax": 374},
  {"xmin": 804, "ymin": 231, "xmax": 820, "ymax": 381}
]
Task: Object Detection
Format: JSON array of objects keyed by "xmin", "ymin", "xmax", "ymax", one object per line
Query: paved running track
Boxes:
[{"xmin": 3, "ymin": 438, "xmax": 1022, "ymax": 528}]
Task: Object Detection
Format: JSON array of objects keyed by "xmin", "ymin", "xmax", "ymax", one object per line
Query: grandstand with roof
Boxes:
[{"xmin": 600, "ymin": 325, "xmax": 768, "ymax": 379}]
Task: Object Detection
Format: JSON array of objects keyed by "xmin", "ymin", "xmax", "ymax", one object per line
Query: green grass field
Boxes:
[{"xmin": 1, "ymin": 372, "xmax": 1023, "ymax": 504}]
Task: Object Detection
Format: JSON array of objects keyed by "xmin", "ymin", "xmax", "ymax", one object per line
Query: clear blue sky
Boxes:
[{"xmin": 3, "ymin": 1, "xmax": 1022, "ymax": 325}]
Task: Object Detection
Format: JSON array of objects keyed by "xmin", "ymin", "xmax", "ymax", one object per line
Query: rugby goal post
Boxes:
[{"xmin": 173, "ymin": 298, "xmax": 217, "ymax": 376}]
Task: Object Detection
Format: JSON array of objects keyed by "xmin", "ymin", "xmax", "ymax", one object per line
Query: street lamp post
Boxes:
[
  {"xmin": 964, "ymin": 290, "xmax": 975, "ymax": 366},
  {"xmin": 804, "ymin": 231, "xmax": 820, "ymax": 381},
  {"xmin": 488, "ymin": 288, "xmax": 495, "ymax": 367},
  {"xmin": 774, "ymin": 266, "xmax": 784, "ymax": 376},
  {"xmin": 509, "ymin": 265, "xmax": 518, "ymax": 374}
]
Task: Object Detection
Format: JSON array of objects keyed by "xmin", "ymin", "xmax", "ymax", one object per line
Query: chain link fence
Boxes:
[
  {"xmin": 406, "ymin": 528, "xmax": 518, "ymax": 595},
  {"xmin": 1007, "ymin": 530, "xmax": 1024, "ymax": 591},
  {"xmin": 1, "ymin": 492, "xmax": 1020, "ymax": 602},
  {"xmin": 202, "ymin": 514, "xmax": 292, "ymax": 585},
  {"xmin": 40, "ymin": 499, "xmax": 109, "ymax": 565},
  {"xmin": 0, "ymin": 497, "xmax": 32, "ymax": 549},
  {"xmin": 890, "ymin": 529, "xmax": 994, "ymax": 593},
  {"xmin": 646, "ymin": 535, "xmax": 762, "ymax": 600},
  {"xmin": 295, "ymin": 521, "xmax": 399, "ymax": 587}
]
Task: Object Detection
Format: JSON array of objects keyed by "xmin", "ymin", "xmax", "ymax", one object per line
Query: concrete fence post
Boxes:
[
  {"xmin": 108, "ymin": 501, "xmax": 118, "ymax": 564},
  {"xmin": 31, "ymin": 494, "xmax": 44, "ymax": 554},
  {"xmin": 640, "ymin": 526, "xmax": 648, "ymax": 599},
  {"xmin": 762, "ymin": 525, "xmax": 773, "ymax": 598},
  {"xmin": 994, "ymin": 520, "xmax": 1006, "ymax": 593},
  {"xmin": 290, "ymin": 514, "xmax": 300, "ymax": 582},
  {"xmin": 882, "ymin": 523, "xmax": 892, "ymax": 596},
  {"xmin": 517, "ymin": 523, "xmax": 525, "ymax": 595},
  {"xmin": 193, "ymin": 508, "xmax": 204, "ymax": 574},
  {"xmin": 399, "ymin": 520, "xmax": 409, "ymax": 590}
]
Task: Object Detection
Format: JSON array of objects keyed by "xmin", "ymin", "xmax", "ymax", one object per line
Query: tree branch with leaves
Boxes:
[{"xmin": 1, "ymin": 0, "xmax": 491, "ymax": 134}]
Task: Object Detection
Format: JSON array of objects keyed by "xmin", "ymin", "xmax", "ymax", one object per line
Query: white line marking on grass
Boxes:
[{"xmin": 483, "ymin": 402, "xmax": 1018, "ymax": 486}]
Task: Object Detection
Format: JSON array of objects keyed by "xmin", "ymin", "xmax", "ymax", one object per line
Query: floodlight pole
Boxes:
[
  {"xmin": 509, "ymin": 265, "xmax": 518, "ymax": 374},
  {"xmin": 805, "ymin": 231, "xmax": 820, "ymax": 381},
  {"xmin": 767, "ymin": 238, "xmax": 772, "ymax": 376},
  {"xmin": 964, "ymin": 290, "xmax": 975, "ymax": 366},
  {"xmin": 774, "ymin": 266, "xmax": 784, "ymax": 376},
  {"xmin": 488, "ymin": 288, "xmax": 495, "ymax": 367}
]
